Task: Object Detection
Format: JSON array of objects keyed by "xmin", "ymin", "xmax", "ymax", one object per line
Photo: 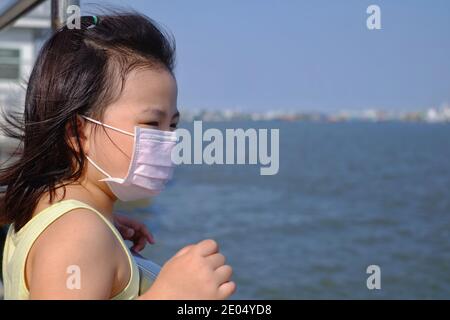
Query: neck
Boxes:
[{"xmin": 55, "ymin": 175, "xmax": 116, "ymax": 222}]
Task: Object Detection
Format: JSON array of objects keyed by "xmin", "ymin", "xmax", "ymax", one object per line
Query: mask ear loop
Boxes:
[
  {"xmin": 81, "ymin": 115, "xmax": 135, "ymax": 137},
  {"xmin": 85, "ymin": 155, "xmax": 112, "ymax": 179}
]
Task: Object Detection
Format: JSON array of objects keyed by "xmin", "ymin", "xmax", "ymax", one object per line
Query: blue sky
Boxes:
[{"xmin": 82, "ymin": 0, "xmax": 450, "ymax": 112}]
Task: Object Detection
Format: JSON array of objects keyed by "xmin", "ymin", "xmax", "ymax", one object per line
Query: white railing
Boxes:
[
  {"xmin": 0, "ymin": 0, "xmax": 47, "ymax": 31},
  {"xmin": 0, "ymin": 0, "xmax": 80, "ymax": 32}
]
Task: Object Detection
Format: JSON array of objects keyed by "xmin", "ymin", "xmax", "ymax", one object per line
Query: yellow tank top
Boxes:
[{"xmin": 1, "ymin": 199, "xmax": 140, "ymax": 300}]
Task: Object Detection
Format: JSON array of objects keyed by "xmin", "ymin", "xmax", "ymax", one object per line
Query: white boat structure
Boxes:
[{"xmin": 0, "ymin": 0, "xmax": 51, "ymax": 164}]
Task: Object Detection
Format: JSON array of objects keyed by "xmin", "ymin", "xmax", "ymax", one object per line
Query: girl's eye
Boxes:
[
  {"xmin": 170, "ymin": 123, "xmax": 178, "ymax": 129},
  {"xmin": 145, "ymin": 121, "xmax": 159, "ymax": 127}
]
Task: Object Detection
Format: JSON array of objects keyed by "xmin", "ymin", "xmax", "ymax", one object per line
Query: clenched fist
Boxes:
[{"xmin": 142, "ymin": 239, "xmax": 236, "ymax": 300}]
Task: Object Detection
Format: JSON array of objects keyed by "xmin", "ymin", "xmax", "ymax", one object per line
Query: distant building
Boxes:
[
  {"xmin": 425, "ymin": 105, "xmax": 450, "ymax": 123},
  {"xmin": 0, "ymin": 1, "xmax": 51, "ymax": 163}
]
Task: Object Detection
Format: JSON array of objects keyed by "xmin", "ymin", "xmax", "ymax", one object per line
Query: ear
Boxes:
[{"xmin": 66, "ymin": 115, "xmax": 90, "ymax": 154}]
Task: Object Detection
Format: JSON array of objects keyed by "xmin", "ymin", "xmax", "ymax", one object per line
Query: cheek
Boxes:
[{"xmin": 91, "ymin": 130, "xmax": 135, "ymax": 177}]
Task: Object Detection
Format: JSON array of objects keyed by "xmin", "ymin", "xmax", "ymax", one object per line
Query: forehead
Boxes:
[{"xmin": 107, "ymin": 67, "xmax": 178, "ymax": 118}]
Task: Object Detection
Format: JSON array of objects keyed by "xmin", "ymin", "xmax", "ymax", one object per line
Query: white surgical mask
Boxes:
[{"xmin": 82, "ymin": 115, "xmax": 178, "ymax": 201}]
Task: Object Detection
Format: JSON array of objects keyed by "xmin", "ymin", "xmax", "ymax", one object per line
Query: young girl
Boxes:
[{"xmin": 0, "ymin": 13, "xmax": 235, "ymax": 300}]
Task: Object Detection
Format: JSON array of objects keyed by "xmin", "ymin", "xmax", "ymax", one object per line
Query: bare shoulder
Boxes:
[
  {"xmin": 27, "ymin": 208, "xmax": 118, "ymax": 299},
  {"xmin": 32, "ymin": 208, "xmax": 116, "ymax": 254}
]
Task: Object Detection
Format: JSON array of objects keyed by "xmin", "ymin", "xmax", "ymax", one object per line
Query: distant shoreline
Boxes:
[
  {"xmin": 178, "ymin": 118, "xmax": 450, "ymax": 124},
  {"xmin": 179, "ymin": 107, "xmax": 450, "ymax": 124}
]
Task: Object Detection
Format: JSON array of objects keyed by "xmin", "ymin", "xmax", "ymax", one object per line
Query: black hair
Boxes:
[{"xmin": 0, "ymin": 11, "xmax": 176, "ymax": 232}]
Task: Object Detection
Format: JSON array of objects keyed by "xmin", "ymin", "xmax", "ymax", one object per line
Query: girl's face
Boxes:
[{"xmin": 84, "ymin": 67, "xmax": 179, "ymax": 198}]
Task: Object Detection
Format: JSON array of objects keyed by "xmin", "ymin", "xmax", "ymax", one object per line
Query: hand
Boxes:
[
  {"xmin": 143, "ymin": 239, "xmax": 236, "ymax": 300},
  {"xmin": 113, "ymin": 213, "xmax": 155, "ymax": 252}
]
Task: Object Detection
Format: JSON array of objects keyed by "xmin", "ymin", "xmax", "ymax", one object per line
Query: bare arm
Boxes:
[{"xmin": 28, "ymin": 209, "xmax": 118, "ymax": 299}]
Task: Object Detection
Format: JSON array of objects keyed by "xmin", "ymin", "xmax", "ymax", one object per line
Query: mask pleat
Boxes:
[
  {"xmin": 137, "ymin": 142, "xmax": 176, "ymax": 166},
  {"xmin": 134, "ymin": 165, "xmax": 174, "ymax": 180},
  {"xmin": 131, "ymin": 173, "xmax": 167, "ymax": 190}
]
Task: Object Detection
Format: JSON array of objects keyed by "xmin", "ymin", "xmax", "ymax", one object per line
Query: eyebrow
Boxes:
[
  {"xmin": 172, "ymin": 111, "xmax": 180, "ymax": 119},
  {"xmin": 145, "ymin": 108, "xmax": 180, "ymax": 119}
]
